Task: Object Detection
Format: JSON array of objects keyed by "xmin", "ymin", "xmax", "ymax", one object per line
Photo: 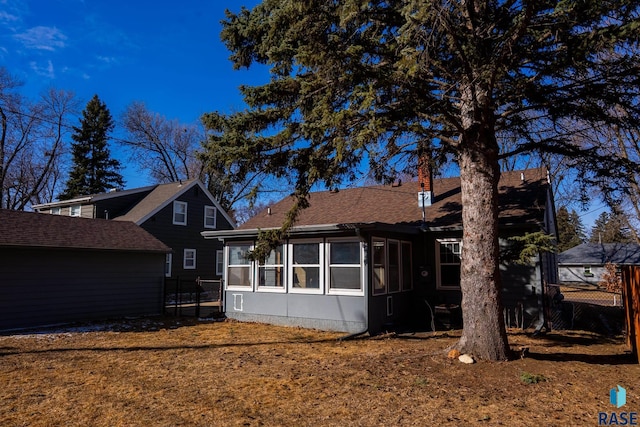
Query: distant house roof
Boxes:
[
  {"xmin": 31, "ymin": 179, "xmax": 236, "ymax": 227},
  {"xmin": 240, "ymin": 168, "xmax": 549, "ymax": 231},
  {"xmin": 31, "ymin": 185, "xmax": 156, "ymax": 210},
  {"xmin": 0, "ymin": 209, "xmax": 170, "ymax": 253},
  {"xmin": 558, "ymin": 243, "xmax": 640, "ymax": 266},
  {"xmin": 113, "ymin": 179, "xmax": 198, "ymax": 224}
]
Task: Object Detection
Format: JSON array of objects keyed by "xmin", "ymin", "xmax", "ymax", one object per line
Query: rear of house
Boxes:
[
  {"xmin": 204, "ymin": 168, "xmax": 558, "ymax": 334},
  {"xmin": 0, "ymin": 209, "xmax": 170, "ymax": 331}
]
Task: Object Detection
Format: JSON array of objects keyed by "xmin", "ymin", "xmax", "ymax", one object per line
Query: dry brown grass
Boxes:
[{"xmin": 1, "ymin": 318, "xmax": 638, "ymax": 426}]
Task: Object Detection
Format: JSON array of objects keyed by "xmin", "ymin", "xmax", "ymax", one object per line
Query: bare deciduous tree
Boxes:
[
  {"xmin": 120, "ymin": 101, "xmax": 203, "ymax": 183},
  {"xmin": 0, "ymin": 67, "xmax": 77, "ymax": 209}
]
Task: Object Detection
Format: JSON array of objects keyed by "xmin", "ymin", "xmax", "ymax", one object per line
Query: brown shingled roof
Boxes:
[
  {"xmin": 239, "ymin": 168, "xmax": 549, "ymax": 230},
  {"xmin": 0, "ymin": 209, "xmax": 170, "ymax": 253},
  {"xmin": 114, "ymin": 179, "xmax": 197, "ymax": 224}
]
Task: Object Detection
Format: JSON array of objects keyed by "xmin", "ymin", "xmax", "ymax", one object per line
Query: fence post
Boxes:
[
  {"xmin": 622, "ymin": 266, "xmax": 639, "ymax": 363},
  {"xmin": 195, "ymin": 277, "xmax": 201, "ymax": 318}
]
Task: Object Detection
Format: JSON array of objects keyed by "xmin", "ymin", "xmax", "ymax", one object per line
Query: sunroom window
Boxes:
[
  {"xmin": 372, "ymin": 239, "xmax": 386, "ymax": 294},
  {"xmin": 329, "ymin": 240, "xmax": 362, "ymax": 291},
  {"xmin": 228, "ymin": 243, "xmax": 252, "ymax": 287},
  {"xmin": 388, "ymin": 240, "xmax": 401, "ymax": 293},
  {"xmin": 401, "ymin": 242, "xmax": 413, "ymax": 291},
  {"xmin": 291, "ymin": 242, "xmax": 321, "ymax": 291},
  {"xmin": 259, "ymin": 245, "xmax": 284, "ymax": 288}
]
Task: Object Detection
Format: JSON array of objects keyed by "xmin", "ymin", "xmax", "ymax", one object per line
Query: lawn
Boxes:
[{"xmin": 1, "ymin": 318, "xmax": 638, "ymax": 426}]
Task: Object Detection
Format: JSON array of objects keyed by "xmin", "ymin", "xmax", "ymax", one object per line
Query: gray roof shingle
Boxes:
[
  {"xmin": 0, "ymin": 209, "xmax": 170, "ymax": 253},
  {"xmin": 558, "ymin": 243, "xmax": 640, "ymax": 266}
]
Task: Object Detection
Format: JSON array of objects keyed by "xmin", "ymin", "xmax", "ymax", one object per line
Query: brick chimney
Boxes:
[{"xmin": 418, "ymin": 153, "xmax": 433, "ymax": 207}]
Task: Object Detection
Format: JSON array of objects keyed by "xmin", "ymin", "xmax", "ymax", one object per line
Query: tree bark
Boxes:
[{"xmin": 455, "ymin": 137, "xmax": 511, "ymax": 360}]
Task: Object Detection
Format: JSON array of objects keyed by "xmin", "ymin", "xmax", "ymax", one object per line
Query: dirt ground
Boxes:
[{"xmin": 1, "ymin": 318, "xmax": 638, "ymax": 427}]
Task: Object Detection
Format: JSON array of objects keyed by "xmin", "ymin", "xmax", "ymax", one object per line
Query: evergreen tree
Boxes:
[
  {"xmin": 60, "ymin": 95, "xmax": 124, "ymax": 199},
  {"xmin": 204, "ymin": 1, "xmax": 640, "ymax": 360},
  {"xmin": 557, "ymin": 207, "xmax": 586, "ymax": 252},
  {"xmin": 589, "ymin": 211, "xmax": 634, "ymax": 243}
]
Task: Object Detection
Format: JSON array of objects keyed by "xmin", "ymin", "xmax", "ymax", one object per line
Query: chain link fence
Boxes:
[{"xmin": 548, "ymin": 283, "xmax": 624, "ymax": 334}]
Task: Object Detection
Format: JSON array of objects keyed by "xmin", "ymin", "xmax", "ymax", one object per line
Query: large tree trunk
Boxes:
[{"xmin": 455, "ymin": 133, "xmax": 511, "ymax": 361}]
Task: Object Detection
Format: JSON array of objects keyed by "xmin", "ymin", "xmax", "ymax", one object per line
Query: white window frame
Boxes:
[
  {"xmin": 226, "ymin": 242, "xmax": 253, "ymax": 290},
  {"xmin": 165, "ymin": 253, "xmax": 173, "ymax": 277},
  {"xmin": 216, "ymin": 250, "xmax": 224, "ymax": 276},
  {"xmin": 583, "ymin": 265, "xmax": 593, "ymax": 277},
  {"xmin": 326, "ymin": 238, "xmax": 364, "ymax": 296},
  {"xmin": 288, "ymin": 239, "xmax": 324, "ymax": 295},
  {"xmin": 173, "ymin": 201, "xmax": 187, "ymax": 225},
  {"xmin": 257, "ymin": 244, "xmax": 286, "ymax": 292},
  {"xmin": 51, "ymin": 207, "xmax": 61, "ymax": 215},
  {"xmin": 435, "ymin": 238, "xmax": 462, "ymax": 290},
  {"xmin": 183, "ymin": 248, "xmax": 196, "ymax": 269},
  {"xmin": 69, "ymin": 205, "xmax": 81, "ymax": 217},
  {"xmin": 372, "ymin": 238, "xmax": 386, "ymax": 295},
  {"xmin": 204, "ymin": 205, "xmax": 217, "ymax": 229}
]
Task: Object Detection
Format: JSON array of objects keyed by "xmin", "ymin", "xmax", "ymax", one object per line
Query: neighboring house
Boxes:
[
  {"xmin": 203, "ymin": 168, "xmax": 558, "ymax": 334},
  {"xmin": 0, "ymin": 209, "xmax": 170, "ymax": 331},
  {"xmin": 558, "ymin": 243, "xmax": 640, "ymax": 285},
  {"xmin": 32, "ymin": 179, "xmax": 235, "ymax": 283}
]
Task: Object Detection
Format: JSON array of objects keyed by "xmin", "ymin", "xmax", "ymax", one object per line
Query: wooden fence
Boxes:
[{"xmin": 621, "ymin": 266, "xmax": 640, "ymax": 364}]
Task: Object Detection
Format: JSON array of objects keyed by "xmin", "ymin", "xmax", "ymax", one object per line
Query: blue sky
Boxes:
[
  {"xmin": 1, "ymin": 0, "xmax": 265, "ymax": 186},
  {"xmin": 0, "ymin": 0, "xmax": 608, "ymax": 226}
]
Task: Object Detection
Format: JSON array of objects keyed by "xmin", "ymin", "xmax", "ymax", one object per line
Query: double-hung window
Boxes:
[
  {"xmin": 258, "ymin": 245, "xmax": 285, "ymax": 289},
  {"xmin": 173, "ymin": 201, "xmax": 187, "ymax": 225},
  {"xmin": 328, "ymin": 240, "xmax": 362, "ymax": 293},
  {"xmin": 372, "ymin": 239, "xmax": 386, "ymax": 294},
  {"xmin": 227, "ymin": 243, "xmax": 252, "ymax": 288},
  {"xmin": 204, "ymin": 206, "xmax": 217, "ymax": 229},
  {"xmin": 436, "ymin": 239, "xmax": 462, "ymax": 289},
  {"xmin": 51, "ymin": 207, "xmax": 61, "ymax": 215},
  {"xmin": 290, "ymin": 241, "xmax": 322, "ymax": 293},
  {"xmin": 183, "ymin": 249, "xmax": 196, "ymax": 269}
]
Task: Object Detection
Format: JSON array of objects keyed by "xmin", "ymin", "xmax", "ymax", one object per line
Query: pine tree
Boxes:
[
  {"xmin": 557, "ymin": 207, "xmax": 586, "ymax": 252},
  {"xmin": 589, "ymin": 211, "xmax": 634, "ymax": 243},
  {"xmin": 60, "ymin": 95, "xmax": 124, "ymax": 199},
  {"xmin": 204, "ymin": 1, "xmax": 640, "ymax": 360}
]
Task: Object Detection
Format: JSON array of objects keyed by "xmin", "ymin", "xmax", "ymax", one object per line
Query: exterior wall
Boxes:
[
  {"xmin": 414, "ymin": 229, "xmax": 547, "ymax": 330},
  {"xmin": 224, "ymin": 291, "xmax": 367, "ymax": 333},
  {"xmin": 0, "ymin": 247, "xmax": 165, "ymax": 331},
  {"xmin": 559, "ymin": 265, "xmax": 605, "ymax": 285},
  {"xmin": 222, "ymin": 235, "xmax": 369, "ymax": 333},
  {"xmin": 38, "ymin": 203, "xmax": 93, "ymax": 218},
  {"xmin": 140, "ymin": 185, "xmax": 233, "ymax": 282}
]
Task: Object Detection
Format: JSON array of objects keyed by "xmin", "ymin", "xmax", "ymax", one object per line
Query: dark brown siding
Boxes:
[
  {"xmin": 0, "ymin": 247, "xmax": 165, "ymax": 331},
  {"xmin": 140, "ymin": 185, "xmax": 233, "ymax": 281}
]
